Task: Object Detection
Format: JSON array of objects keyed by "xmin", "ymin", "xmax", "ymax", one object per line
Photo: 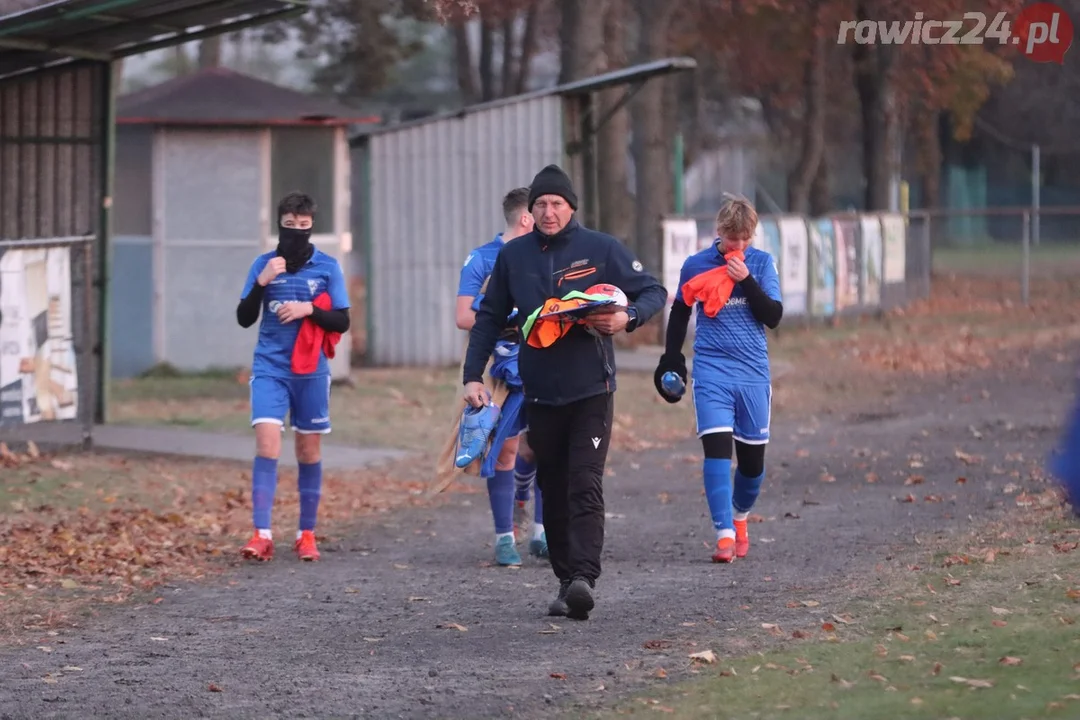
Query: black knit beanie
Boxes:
[{"xmin": 527, "ymin": 164, "xmax": 578, "ymax": 211}]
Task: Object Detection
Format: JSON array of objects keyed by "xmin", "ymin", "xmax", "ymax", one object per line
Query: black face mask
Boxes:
[{"xmin": 277, "ymin": 226, "xmax": 314, "ymax": 273}]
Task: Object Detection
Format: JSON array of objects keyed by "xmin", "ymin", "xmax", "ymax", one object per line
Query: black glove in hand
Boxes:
[{"xmin": 653, "ymin": 352, "xmax": 688, "ymax": 404}]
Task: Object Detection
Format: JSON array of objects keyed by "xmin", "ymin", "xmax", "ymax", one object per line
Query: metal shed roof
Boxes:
[
  {"xmin": 350, "ymin": 56, "xmax": 698, "ymax": 141},
  {"xmin": 117, "ymin": 66, "xmax": 379, "ymax": 127},
  {"xmin": 0, "ymin": 0, "xmax": 305, "ymax": 80}
]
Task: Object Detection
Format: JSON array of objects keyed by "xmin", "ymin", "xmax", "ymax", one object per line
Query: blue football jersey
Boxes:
[
  {"xmin": 674, "ymin": 243, "xmax": 781, "ymax": 384},
  {"xmin": 240, "ymin": 248, "xmax": 350, "ymax": 378}
]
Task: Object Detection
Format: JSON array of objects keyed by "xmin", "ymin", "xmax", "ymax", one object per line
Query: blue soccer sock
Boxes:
[
  {"xmin": 488, "ymin": 469, "xmax": 515, "ymax": 536},
  {"xmin": 703, "ymin": 458, "xmax": 734, "ymax": 539},
  {"xmin": 733, "ymin": 468, "xmax": 765, "ymax": 519},
  {"xmin": 514, "ymin": 455, "xmax": 536, "ymax": 503},
  {"xmin": 298, "ymin": 461, "xmax": 322, "ymax": 534},
  {"xmin": 252, "ymin": 456, "xmax": 279, "ymax": 535}
]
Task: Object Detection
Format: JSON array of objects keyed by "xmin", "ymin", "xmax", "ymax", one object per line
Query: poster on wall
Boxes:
[
  {"xmin": 859, "ymin": 215, "xmax": 883, "ymax": 306},
  {"xmin": 831, "ymin": 217, "xmax": 859, "ymax": 310},
  {"xmin": 880, "ymin": 213, "xmax": 906, "ymax": 283},
  {"xmin": 661, "ymin": 218, "xmax": 703, "ymax": 304},
  {"xmin": 775, "ymin": 216, "xmax": 808, "ymax": 315},
  {"xmin": 807, "ymin": 218, "xmax": 836, "ymax": 316},
  {"xmin": 754, "ymin": 217, "xmax": 782, "ymax": 262},
  {"xmin": 0, "ymin": 247, "xmax": 79, "ymax": 426}
]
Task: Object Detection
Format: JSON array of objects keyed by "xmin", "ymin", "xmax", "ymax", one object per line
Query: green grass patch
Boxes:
[{"xmin": 597, "ymin": 521, "xmax": 1080, "ymax": 720}]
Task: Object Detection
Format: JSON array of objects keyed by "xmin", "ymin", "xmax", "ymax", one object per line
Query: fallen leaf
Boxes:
[
  {"xmin": 905, "ymin": 475, "xmax": 925, "ymax": 486},
  {"xmin": 643, "ymin": 639, "xmax": 673, "ymax": 650},
  {"xmin": 831, "ymin": 674, "xmax": 854, "ymax": 689},
  {"xmin": 931, "ymin": 662, "xmax": 943, "ymax": 676},
  {"xmin": 831, "ymin": 613, "xmax": 855, "ymax": 625},
  {"xmin": 208, "ymin": 683, "xmax": 223, "ymax": 692},
  {"xmin": 951, "ymin": 676, "xmax": 994, "ymax": 689},
  {"xmin": 900, "ymin": 655, "xmax": 916, "ymax": 662},
  {"xmin": 653, "ymin": 668, "xmax": 668, "ymax": 679},
  {"xmin": 800, "ymin": 600, "xmax": 820, "ymax": 607},
  {"xmin": 689, "ymin": 650, "xmax": 717, "ymax": 664},
  {"xmin": 62, "ymin": 666, "xmax": 82, "ymax": 672},
  {"xmin": 999, "ymin": 656, "xmax": 1023, "ymax": 666},
  {"xmin": 991, "ymin": 606, "xmax": 1012, "ymax": 616},
  {"xmin": 992, "ymin": 620, "xmax": 1008, "ymax": 628},
  {"xmin": 821, "ymin": 622, "xmax": 836, "ymax": 632},
  {"xmin": 924, "ymin": 494, "xmax": 943, "ymax": 503},
  {"xmin": 792, "ymin": 630, "xmax": 812, "ymax": 639},
  {"xmin": 869, "ymin": 672, "xmax": 888, "ymax": 683},
  {"xmin": 550, "ymin": 672, "xmax": 567, "ymax": 680},
  {"xmin": 956, "ymin": 477, "xmax": 968, "ymax": 484},
  {"xmin": 437, "ymin": 623, "xmax": 468, "ymax": 632},
  {"xmin": 1067, "ymin": 589, "xmax": 1080, "ymax": 600},
  {"xmin": 954, "ymin": 449, "xmax": 983, "ymax": 465}
]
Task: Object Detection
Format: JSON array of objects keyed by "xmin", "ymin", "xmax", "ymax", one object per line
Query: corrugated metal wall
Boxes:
[{"xmin": 365, "ymin": 94, "xmax": 565, "ymax": 367}]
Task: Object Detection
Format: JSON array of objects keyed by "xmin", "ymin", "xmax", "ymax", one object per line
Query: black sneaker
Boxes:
[
  {"xmin": 547, "ymin": 580, "xmax": 570, "ymax": 617},
  {"xmin": 565, "ymin": 578, "xmax": 594, "ymax": 621}
]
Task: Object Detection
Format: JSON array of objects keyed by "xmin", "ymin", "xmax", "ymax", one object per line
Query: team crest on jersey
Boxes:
[
  {"xmin": 308, "ymin": 279, "xmax": 319, "ymax": 295},
  {"xmin": 632, "ymin": 260, "xmax": 643, "ymax": 272}
]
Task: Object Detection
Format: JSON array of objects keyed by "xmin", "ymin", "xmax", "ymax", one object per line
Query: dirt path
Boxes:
[{"xmin": 0, "ymin": 349, "xmax": 1075, "ymax": 720}]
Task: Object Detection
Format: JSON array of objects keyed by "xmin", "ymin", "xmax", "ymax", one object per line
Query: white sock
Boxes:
[
  {"xmin": 257, "ymin": 528, "xmax": 272, "ymax": 540},
  {"xmin": 733, "ymin": 511, "xmax": 750, "ymax": 522},
  {"xmin": 716, "ymin": 528, "xmax": 736, "ymax": 542},
  {"xmin": 533, "ymin": 523, "xmax": 545, "ymax": 540},
  {"xmin": 296, "ymin": 530, "xmax": 306, "ymax": 540},
  {"xmin": 496, "ymin": 531, "xmax": 514, "ymax": 544}
]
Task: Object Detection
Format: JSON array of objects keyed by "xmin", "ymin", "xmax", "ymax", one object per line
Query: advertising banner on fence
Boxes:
[
  {"xmin": 832, "ymin": 217, "xmax": 859, "ymax": 311},
  {"xmin": 0, "ymin": 247, "xmax": 79, "ymax": 426},
  {"xmin": 808, "ymin": 218, "xmax": 836, "ymax": 316},
  {"xmin": 661, "ymin": 218, "xmax": 703, "ymax": 304},
  {"xmin": 774, "ymin": 216, "xmax": 808, "ymax": 315},
  {"xmin": 880, "ymin": 213, "xmax": 906, "ymax": 284},
  {"xmin": 754, "ymin": 217, "xmax": 782, "ymax": 260},
  {"xmin": 859, "ymin": 215, "xmax": 883, "ymax": 306}
]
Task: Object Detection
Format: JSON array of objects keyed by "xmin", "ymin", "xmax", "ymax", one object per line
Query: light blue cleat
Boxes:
[
  {"xmin": 455, "ymin": 402, "xmax": 500, "ymax": 469},
  {"xmin": 495, "ymin": 534, "xmax": 522, "ymax": 566},
  {"xmin": 529, "ymin": 532, "xmax": 549, "ymax": 559}
]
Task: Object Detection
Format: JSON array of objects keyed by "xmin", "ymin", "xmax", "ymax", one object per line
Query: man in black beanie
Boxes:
[{"xmin": 462, "ymin": 164, "xmax": 668, "ymax": 620}]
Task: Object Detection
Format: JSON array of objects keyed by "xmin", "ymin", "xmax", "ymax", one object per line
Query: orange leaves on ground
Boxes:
[{"xmin": 0, "ymin": 450, "xmax": 440, "ymax": 638}]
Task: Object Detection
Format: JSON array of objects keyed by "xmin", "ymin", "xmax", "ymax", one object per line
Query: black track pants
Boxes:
[{"xmin": 526, "ymin": 392, "xmax": 614, "ymax": 584}]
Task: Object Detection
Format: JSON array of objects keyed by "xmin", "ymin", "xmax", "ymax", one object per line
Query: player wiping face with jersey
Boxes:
[{"xmin": 655, "ymin": 194, "xmax": 783, "ymax": 563}]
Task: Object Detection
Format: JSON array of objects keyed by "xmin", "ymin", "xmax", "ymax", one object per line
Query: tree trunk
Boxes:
[
  {"xmin": 917, "ymin": 109, "xmax": 942, "ymax": 208},
  {"xmin": 514, "ymin": 1, "xmax": 539, "ymax": 94},
  {"xmin": 479, "ymin": 12, "xmax": 496, "ymax": 101},
  {"xmin": 500, "ymin": 17, "xmax": 515, "ymax": 97},
  {"xmin": 558, "ymin": 0, "xmax": 608, "ymax": 84},
  {"xmin": 452, "ymin": 25, "xmax": 478, "ymax": 104},
  {"xmin": 198, "ymin": 35, "xmax": 222, "ymax": 68},
  {"xmin": 787, "ymin": 8, "xmax": 826, "ymax": 214},
  {"xmin": 597, "ymin": 0, "xmax": 633, "ymax": 247},
  {"xmin": 631, "ymin": 0, "xmax": 675, "ymax": 280},
  {"xmin": 810, "ymin": 151, "xmax": 830, "ymax": 216},
  {"xmin": 852, "ymin": 2, "xmax": 895, "ymax": 210}
]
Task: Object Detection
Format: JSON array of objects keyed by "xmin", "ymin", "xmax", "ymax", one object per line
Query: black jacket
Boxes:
[{"xmin": 463, "ymin": 219, "xmax": 668, "ymax": 406}]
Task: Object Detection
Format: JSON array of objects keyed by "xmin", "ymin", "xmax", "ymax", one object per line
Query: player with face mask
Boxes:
[{"xmin": 235, "ymin": 191, "xmax": 350, "ymax": 562}]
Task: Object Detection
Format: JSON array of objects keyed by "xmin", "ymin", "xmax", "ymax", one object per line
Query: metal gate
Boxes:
[{"xmin": 0, "ymin": 61, "xmax": 106, "ymax": 448}]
